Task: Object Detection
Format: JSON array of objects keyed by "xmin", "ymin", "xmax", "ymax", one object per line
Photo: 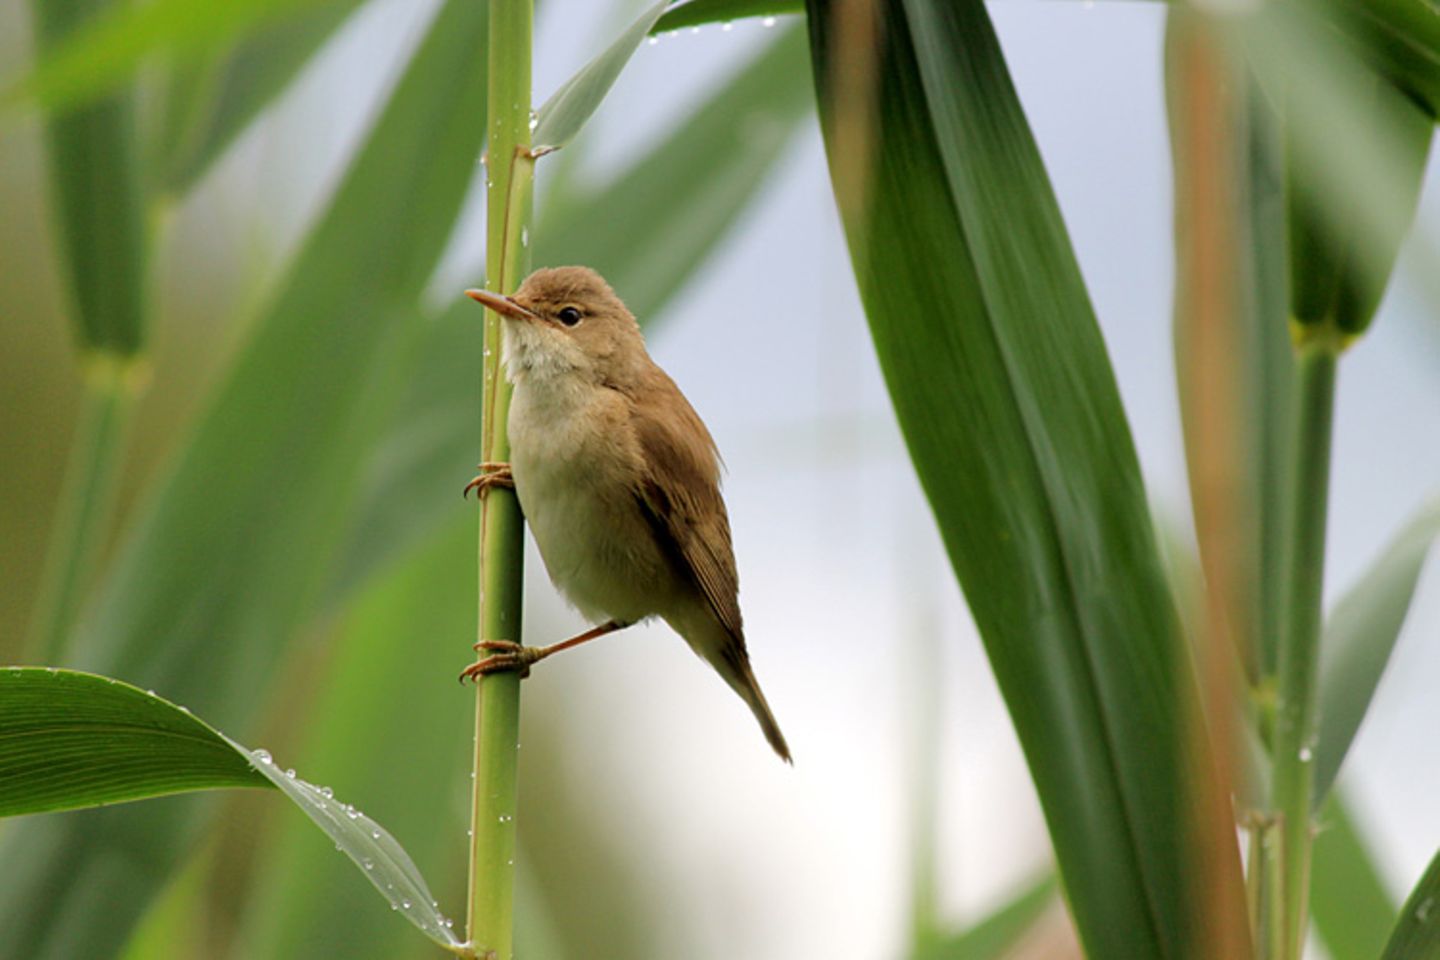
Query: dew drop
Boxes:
[
  {"xmin": 320, "ymin": 786, "xmax": 334, "ymax": 800},
  {"xmin": 1419, "ymin": 897, "xmax": 1435, "ymax": 923},
  {"xmin": 362, "ymin": 857, "xmax": 374, "ymax": 870},
  {"xmin": 146, "ymin": 689, "xmax": 156, "ymax": 696},
  {"xmin": 372, "ymin": 830, "xmax": 381, "ymax": 840},
  {"xmin": 402, "ymin": 899, "xmax": 412, "ymax": 910},
  {"xmin": 285, "ymin": 768, "xmax": 296, "ymax": 779},
  {"xmin": 254, "ymin": 749, "xmax": 273, "ymax": 764},
  {"xmin": 527, "ymin": 111, "xmax": 538, "ymax": 132},
  {"xmin": 520, "ymin": 227, "xmax": 529, "ymax": 247},
  {"xmin": 1298, "ymin": 747, "xmax": 1313, "ymax": 763},
  {"xmin": 646, "ymin": 36, "xmax": 658, "ymax": 46},
  {"xmin": 763, "ymin": 16, "xmax": 776, "ymax": 26},
  {"xmin": 690, "ymin": 26, "xmax": 700, "ymax": 35}
]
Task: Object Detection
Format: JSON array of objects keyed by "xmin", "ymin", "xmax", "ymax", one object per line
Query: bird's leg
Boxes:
[
  {"xmin": 458, "ymin": 619, "xmax": 633, "ymax": 683},
  {"xmin": 463, "ymin": 461, "xmax": 514, "ymax": 499}
]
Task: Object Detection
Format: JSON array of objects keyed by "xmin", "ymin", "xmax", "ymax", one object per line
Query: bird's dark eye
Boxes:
[{"xmin": 557, "ymin": 306, "xmax": 582, "ymax": 326}]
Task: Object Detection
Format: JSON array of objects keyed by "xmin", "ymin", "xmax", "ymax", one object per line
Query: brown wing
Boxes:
[{"xmin": 629, "ymin": 372, "xmax": 744, "ymax": 642}]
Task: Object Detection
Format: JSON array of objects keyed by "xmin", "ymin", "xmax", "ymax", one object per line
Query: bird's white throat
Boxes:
[{"xmin": 501, "ymin": 318, "xmax": 586, "ymax": 385}]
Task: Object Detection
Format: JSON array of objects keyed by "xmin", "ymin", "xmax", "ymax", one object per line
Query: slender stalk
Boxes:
[
  {"xmin": 26, "ymin": 356, "xmax": 137, "ymax": 663},
  {"xmin": 1267, "ymin": 333, "xmax": 1340, "ymax": 959},
  {"xmin": 466, "ymin": 2, "xmax": 533, "ymax": 957}
]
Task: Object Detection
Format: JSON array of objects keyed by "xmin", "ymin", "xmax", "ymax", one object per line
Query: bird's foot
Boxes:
[
  {"xmin": 459, "ymin": 640, "xmax": 537, "ymax": 683},
  {"xmin": 463, "ymin": 462, "xmax": 514, "ymax": 500}
]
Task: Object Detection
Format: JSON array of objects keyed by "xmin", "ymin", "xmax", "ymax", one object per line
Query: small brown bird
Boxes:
[{"xmin": 462, "ymin": 267, "xmax": 790, "ymax": 762}]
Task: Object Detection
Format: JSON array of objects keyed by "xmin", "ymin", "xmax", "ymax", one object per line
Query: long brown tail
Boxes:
[
  {"xmin": 672, "ymin": 610, "xmax": 793, "ymax": 762},
  {"xmin": 731, "ymin": 659, "xmax": 792, "ymax": 763}
]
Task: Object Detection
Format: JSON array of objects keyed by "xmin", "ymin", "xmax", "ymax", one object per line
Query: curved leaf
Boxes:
[
  {"xmin": 913, "ymin": 874, "xmax": 1057, "ymax": 960},
  {"xmin": 653, "ymin": 0, "xmax": 801, "ymax": 34},
  {"xmin": 0, "ymin": 668, "xmax": 267, "ymax": 817},
  {"xmin": 531, "ymin": 0, "xmax": 668, "ymax": 152},
  {"xmin": 235, "ymin": 741, "xmax": 465, "ymax": 953},
  {"xmin": 1314, "ymin": 499, "xmax": 1440, "ymax": 802},
  {"xmin": 536, "ymin": 24, "xmax": 811, "ymax": 319},
  {"xmin": 1312, "ymin": 791, "xmax": 1399, "ymax": 960},
  {"xmin": 0, "ymin": 668, "xmax": 464, "ymax": 953},
  {"xmin": 153, "ymin": 0, "xmax": 368, "ymax": 195},
  {"xmin": 805, "ymin": 1, "xmax": 1247, "ymax": 956},
  {"xmin": 28, "ymin": 0, "xmax": 148, "ymax": 358},
  {"xmin": 5, "ymin": 0, "xmax": 337, "ymax": 116},
  {"xmin": 1382, "ymin": 848, "xmax": 1440, "ymax": 959},
  {"xmin": 1324, "ymin": 0, "xmax": 1440, "ymax": 119}
]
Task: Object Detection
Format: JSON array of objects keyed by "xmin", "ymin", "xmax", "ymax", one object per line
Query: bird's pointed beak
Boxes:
[{"xmin": 465, "ymin": 288, "xmax": 550, "ymax": 325}]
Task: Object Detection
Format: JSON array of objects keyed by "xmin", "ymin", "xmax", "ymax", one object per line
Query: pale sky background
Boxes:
[{"xmin": 8, "ymin": 0, "xmax": 1440, "ymax": 956}]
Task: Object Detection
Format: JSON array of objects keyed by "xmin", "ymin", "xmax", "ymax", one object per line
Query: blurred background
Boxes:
[{"xmin": 1, "ymin": 0, "xmax": 1437, "ymax": 957}]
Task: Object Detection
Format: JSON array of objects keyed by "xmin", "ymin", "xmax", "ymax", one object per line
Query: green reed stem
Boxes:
[
  {"xmin": 466, "ymin": 1, "xmax": 533, "ymax": 957},
  {"xmin": 1267, "ymin": 332, "xmax": 1340, "ymax": 959}
]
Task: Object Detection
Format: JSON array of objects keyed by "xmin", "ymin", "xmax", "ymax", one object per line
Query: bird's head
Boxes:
[{"xmin": 467, "ymin": 266, "xmax": 646, "ymax": 386}]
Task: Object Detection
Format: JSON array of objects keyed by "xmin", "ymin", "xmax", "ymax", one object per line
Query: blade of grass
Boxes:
[
  {"xmin": 653, "ymin": 0, "xmax": 802, "ymax": 34},
  {"xmin": 5, "ymin": 0, "xmax": 339, "ymax": 116},
  {"xmin": 1284, "ymin": 65, "xmax": 1432, "ymax": 338},
  {"xmin": 0, "ymin": 667, "xmax": 467, "ymax": 952},
  {"xmin": 25, "ymin": 0, "xmax": 149, "ymax": 668},
  {"xmin": 805, "ymin": 0, "xmax": 1248, "ymax": 956},
  {"xmin": 25, "ymin": 0, "xmax": 149, "ymax": 358},
  {"xmin": 152, "ymin": 0, "xmax": 368, "ymax": 196},
  {"xmin": 1311, "ymin": 791, "xmax": 1398, "ymax": 960},
  {"xmin": 535, "ymin": 23, "xmax": 810, "ymax": 322},
  {"xmin": 1236, "ymin": 4, "xmax": 1434, "ymax": 342},
  {"xmin": 912, "ymin": 874, "xmax": 1057, "ymax": 960},
  {"xmin": 530, "ymin": 0, "xmax": 667, "ymax": 153},
  {"xmin": 1241, "ymin": 69, "xmax": 1294, "ymax": 705},
  {"xmin": 233, "ymin": 740, "xmax": 466, "ymax": 952},
  {"xmin": 1381, "ymin": 848, "xmax": 1440, "ymax": 959},
  {"xmin": 0, "ymin": 668, "xmax": 268, "ymax": 815},
  {"xmin": 0, "ymin": 1, "xmax": 491, "ymax": 954},
  {"xmin": 1313, "ymin": 499, "xmax": 1440, "ymax": 803},
  {"xmin": 1322, "ymin": 0, "xmax": 1440, "ymax": 119}
]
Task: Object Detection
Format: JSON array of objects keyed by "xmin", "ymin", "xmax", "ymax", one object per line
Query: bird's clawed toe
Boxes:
[
  {"xmin": 459, "ymin": 640, "xmax": 536, "ymax": 682},
  {"xmin": 463, "ymin": 462, "xmax": 514, "ymax": 500}
]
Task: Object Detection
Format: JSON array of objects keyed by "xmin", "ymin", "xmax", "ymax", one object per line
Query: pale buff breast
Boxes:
[{"xmin": 508, "ymin": 377, "xmax": 679, "ymax": 625}]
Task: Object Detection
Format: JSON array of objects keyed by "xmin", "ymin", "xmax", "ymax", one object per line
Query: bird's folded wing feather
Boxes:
[{"xmin": 630, "ymin": 379, "xmax": 744, "ymax": 642}]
